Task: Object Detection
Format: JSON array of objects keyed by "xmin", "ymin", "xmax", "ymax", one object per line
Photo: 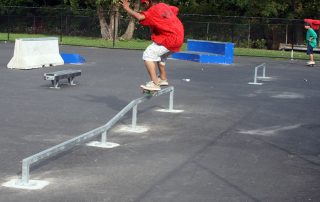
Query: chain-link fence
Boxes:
[{"xmin": 0, "ymin": 6, "xmax": 318, "ymax": 59}]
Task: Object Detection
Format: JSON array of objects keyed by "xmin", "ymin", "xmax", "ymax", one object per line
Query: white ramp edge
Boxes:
[{"xmin": 7, "ymin": 37, "xmax": 64, "ymax": 70}]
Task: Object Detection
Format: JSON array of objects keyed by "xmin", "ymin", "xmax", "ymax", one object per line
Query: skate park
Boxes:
[{"xmin": 0, "ymin": 41, "xmax": 320, "ymax": 201}]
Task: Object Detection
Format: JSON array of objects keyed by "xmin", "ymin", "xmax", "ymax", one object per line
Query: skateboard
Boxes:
[
  {"xmin": 141, "ymin": 88, "xmax": 158, "ymax": 96},
  {"xmin": 306, "ymin": 62, "xmax": 315, "ymax": 67},
  {"xmin": 140, "ymin": 86, "xmax": 159, "ymax": 96}
]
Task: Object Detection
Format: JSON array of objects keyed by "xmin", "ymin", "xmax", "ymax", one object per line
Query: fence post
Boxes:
[
  {"xmin": 248, "ymin": 20, "xmax": 251, "ymax": 48},
  {"xmin": 60, "ymin": 13, "xmax": 63, "ymax": 43},
  {"xmin": 112, "ymin": 10, "xmax": 116, "ymax": 48},
  {"xmin": 291, "ymin": 22, "xmax": 295, "ymax": 61},
  {"xmin": 7, "ymin": 15, "xmax": 10, "ymax": 41},
  {"xmin": 65, "ymin": 15, "xmax": 68, "ymax": 37},
  {"xmin": 206, "ymin": 22, "xmax": 210, "ymax": 40},
  {"xmin": 285, "ymin": 24, "xmax": 288, "ymax": 44}
]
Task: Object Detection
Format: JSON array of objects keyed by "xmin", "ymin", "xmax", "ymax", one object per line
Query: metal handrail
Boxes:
[
  {"xmin": 15, "ymin": 86, "xmax": 175, "ymax": 187},
  {"xmin": 248, "ymin": 63, "xmax": 269, "ymax": 85}
]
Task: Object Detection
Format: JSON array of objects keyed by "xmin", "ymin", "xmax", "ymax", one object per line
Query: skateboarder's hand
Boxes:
[
  {"xmin": 119, "ymin": 0, "xmax": 130, "ymax": 10},
  {"xmin": 119, "ymin": 0, "xmax": 145, "ymax": 21}
]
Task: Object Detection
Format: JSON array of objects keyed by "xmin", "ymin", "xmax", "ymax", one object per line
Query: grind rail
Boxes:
[
  {"xmin": 248, "ymin": 63, "xmax": 271, "ymax": 85},
  {"xmin": 4, "ymin": 86, "xmax": 179, "ymax": 190}
]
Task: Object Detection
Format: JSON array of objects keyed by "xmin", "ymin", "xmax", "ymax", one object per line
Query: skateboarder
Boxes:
[
  {"xmin": 304, "ymin": 22, "xmax": 318, "ymax": 66},
  {"xmin": 120, "ymin": 0, "xmax": 184, "ymax": 91}
]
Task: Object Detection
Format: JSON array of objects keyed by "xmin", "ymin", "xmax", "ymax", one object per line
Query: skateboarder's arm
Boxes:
[{"xmin": 120, "ymin": 0, "xmax": 145, "ymax": 21}]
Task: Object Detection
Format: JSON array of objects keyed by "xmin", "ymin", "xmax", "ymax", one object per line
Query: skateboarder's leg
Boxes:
[
  {"xmin": 157, "ymin": 62, "xmax": 167, "ymax": 81},
  {"xmin": 157, "ymin": 52, "xmax": 172, "ymax": 85},
  {"xmin": 142, "ymin": 43, "xmax": 170, "ymax": 85},
  {"xmin": 144, "ymin": 60, "xmax": 159, "ymax": 85},
  {"xmin": 307, "ymin": 44, "xmax": 315, "ymax": 64},
  {"xmin": 310, "ymin": 54, "xmax": 315, "ymax": 63}
]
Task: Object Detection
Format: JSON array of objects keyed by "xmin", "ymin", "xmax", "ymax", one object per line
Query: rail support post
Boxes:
[
  {"xmin": 2, "ymin": 159, "xmax": 49, "ymax": 190},
  {"xmin": 124, "ymin": 104, "xmax": 148, "ymax": 133},
  {"xmin": 156, "ymin": 87, "xmax": 183, "ymax": 113},
  {"xmin": 86, "ymin": 130, "xmax": 120, "ymax": 148}
]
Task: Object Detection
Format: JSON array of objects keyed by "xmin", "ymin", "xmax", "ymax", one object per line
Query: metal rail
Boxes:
[
  {"xmin": 248, "ymin": 63, "xmax": 271, "ymax": 85},
  {"xmin": 12, "ymin": 86, "xmax": 176, "ymax": 188}
]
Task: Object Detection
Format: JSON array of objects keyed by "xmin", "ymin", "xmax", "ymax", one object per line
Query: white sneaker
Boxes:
[
  {"xmin": 140, "ymin": 81, "xmax": 161, "ymax": 91},
  {"xmin": 158, "ymin": 78, "xmax": 169, "ymax": 86},
  {"xmin": 307, "ymin": 61, "xmax": 315, "ymax": 65}
]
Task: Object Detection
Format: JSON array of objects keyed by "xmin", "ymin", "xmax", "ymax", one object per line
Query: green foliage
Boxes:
[
  {"xmin": 236, "ymin": 39, "xmax": 251, "ymax": 48},
  {"xmin": 235, "ymin": 39, "xmax": 267, "ymax": 49},
  {"xmin": 168, "ymin": 0, "xmax": 318, "ymax": 19},
  {"xmin": 0, "ymin": 0, "xmax": 34, "ymax": 6},
  {"xmin": 1, "ymin": 0, "xmax": 65, "ymax": 7},
  {"xmin": 64, "ymin": 0, "xmax": 116, "ymax": 10},
  {"xmin": 251, "ymin": 39, "xmax": 267, "ymax": 49},
  {"xmin": 3, "ymin": 0, "xmax": 318, "ymax": 19}
]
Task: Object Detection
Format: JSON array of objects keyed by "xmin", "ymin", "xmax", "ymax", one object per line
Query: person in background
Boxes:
[
  {"xmin": 120, "ymin": 0, "xmax": 184, "ymax": 91},
  {"xmin": 304, "ymin": 22, "xmax": 318, "ymax": 66}
]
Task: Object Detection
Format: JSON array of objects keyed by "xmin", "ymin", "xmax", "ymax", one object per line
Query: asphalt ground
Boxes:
[{"xmin": 0, "ymin": 42, "xmax": 319, "ymax": 202}]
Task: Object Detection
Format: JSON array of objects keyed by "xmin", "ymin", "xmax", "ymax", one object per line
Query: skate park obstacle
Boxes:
[
  {"xmin": 171, "ymin": 39, "xmax": 234, "ymax": 64},
  {"xmin": 7, "ymin": 37, "xmax": 64, "ymax": 69},
  {"xmin": 3, "ymin": 86, "xmax": 181, "ymax": 190},
  {"xmin": 248, "ymin": 63, "xmax": 271, "ymax": 85},
  {"xmin": 44, "ymin": 69, "xmax": 81, "ymax": 89},
  {"xmin": 60, "ymin": 53, "xmax": 86, "ymax": 64}
]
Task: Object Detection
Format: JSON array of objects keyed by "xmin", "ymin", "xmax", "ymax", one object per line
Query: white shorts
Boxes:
[{"xmin": 142, "ymin": 43, "xmax": 172, "ymax": 65}]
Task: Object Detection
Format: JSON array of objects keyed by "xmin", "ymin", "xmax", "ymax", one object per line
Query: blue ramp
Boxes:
[
  {"xmin": 171, "ymin": 39, "xmax": 234, "ymax": 64},
  {"xmin": 61, "ymin": 53, "xmax": 86, "ymax": 64}
]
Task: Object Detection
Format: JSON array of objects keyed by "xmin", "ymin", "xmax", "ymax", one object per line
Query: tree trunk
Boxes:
[
  {"xmin": 121, "ymin": 0, "xmax": 139, "ymax": 40},
  {"xmin": 121, "ymin": 17, "xmax": 136, "ymax": 40},
  {"xmin": 97, "ymin": 4, "xmax": 112, "ymax": 39}
]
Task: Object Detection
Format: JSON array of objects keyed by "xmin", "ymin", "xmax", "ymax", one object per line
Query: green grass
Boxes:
[
  {"xmin": 235, "ymin": 47, "xmax": 316, "ymax": 60},
  {"xmin": 0, "ymin": 33, "xmax": 151, "ymax": 49},
  {"xmin": 0, "ymin": 33, "xmax": 49, "ymax": 40},
  {"xmin": 0, "ymin": 32, "xmax": 316, "ymax": 60},
  {"xmin": 61, "ymin": 36, "xmax": 151, "ymax": 49}
]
